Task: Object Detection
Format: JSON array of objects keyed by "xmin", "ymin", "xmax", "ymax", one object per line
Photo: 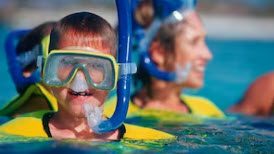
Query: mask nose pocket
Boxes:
[{"xmin": 68, "ymin": 69, "xmax": 89, "ymax": 92}]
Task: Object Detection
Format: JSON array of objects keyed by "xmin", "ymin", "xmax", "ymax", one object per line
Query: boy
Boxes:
[{"xmin": 0, "ymin": 12, "xmax": 174, "ymax": 141}]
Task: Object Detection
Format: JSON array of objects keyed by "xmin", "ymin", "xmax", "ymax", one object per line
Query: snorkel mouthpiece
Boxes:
[
  {"xmin": 175, "ymin": 62, "xmax": 192, "ymax": 83},
  {"xmin": 69, "ymin": 72, "xmax": 89, "ymax": 92},
  {"xmin": 83, "ymin": 103, "xmax": 103, "ymax": 132}
]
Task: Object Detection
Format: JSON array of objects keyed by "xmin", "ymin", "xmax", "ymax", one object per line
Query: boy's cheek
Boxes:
[
  {"xmin": 94, "ymin": 90, "xmax": 109, "ymax": 106},
  {"xmin": 50, "ymin": 87, "xmax": 68, "ymax": 101}
]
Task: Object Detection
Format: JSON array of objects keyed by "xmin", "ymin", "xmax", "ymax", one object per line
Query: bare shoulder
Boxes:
[
  {"xmin": 230, "ymin": 72, "xmax": 274, "ymax": 116},
  {"xmin": 254, "ymin": 72, "xmax": 274, "ymax": 85},
  {"xmin": 244, "ymin": 72, "xmax": 274, "ymax": 98}
]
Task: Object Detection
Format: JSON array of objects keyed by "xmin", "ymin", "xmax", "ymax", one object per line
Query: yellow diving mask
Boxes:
[{"xmin": 38, "ymin": 49, "xmax": 136, "ymax": 91}]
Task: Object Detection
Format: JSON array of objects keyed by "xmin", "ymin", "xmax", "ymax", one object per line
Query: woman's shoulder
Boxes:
[
  {"xmin": 181, "ymin": 95, "xmax": 225, "ymax": 118},
  {"xmin": 104, "ymin": 96, "xmax": 140, "ymax": 117},
  {"xmin": 105, "ymin": 94, "xmax": 225, "ymax": 120}
]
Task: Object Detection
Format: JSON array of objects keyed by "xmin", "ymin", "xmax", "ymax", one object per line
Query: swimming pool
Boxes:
[{"xmin": 0, "ymin": 26, "xmax": 274, "ymax": 153}]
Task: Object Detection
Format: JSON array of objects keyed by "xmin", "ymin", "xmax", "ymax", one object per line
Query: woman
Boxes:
[{"xmin": 106, "ymin": 0, "xmax": 224, "ymax": 120}]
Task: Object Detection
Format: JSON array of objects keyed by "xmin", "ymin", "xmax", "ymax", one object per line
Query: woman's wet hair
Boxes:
[
  {"xmin": 134, "ymin": 0, "xmax": 154, "ymax": 28},
  {"xmin": 16, "ymin": 21, "xmax": 56, "ymax": 71},
  {"xmin": 49, "ymin": 12, "xmax": 117, "ymax": 56}
]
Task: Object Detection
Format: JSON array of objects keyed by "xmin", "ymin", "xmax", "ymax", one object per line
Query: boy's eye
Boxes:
[{"xmin": 88, "ymin": 63, "xmax": 104, "ymax": 70}]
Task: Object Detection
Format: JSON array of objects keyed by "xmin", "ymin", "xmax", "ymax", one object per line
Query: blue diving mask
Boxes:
[
  {"xmin": 4, "ymin": 30, "xmax": 50, "ymax": 93},
  {"xmin": 132, "ymin": 0, "xmax": 197, "ymax": 83}
]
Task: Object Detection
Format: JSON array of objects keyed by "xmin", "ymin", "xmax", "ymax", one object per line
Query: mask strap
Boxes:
[
  {"xmin": 36, "ymin": 55, "xmax": 44, "ymax": 74},
  {"xmin": 4, "ymin": 29, "xmax": 41, "ymax": 93},
  {"xmin": 118, "ymin": 63, "xmax": 137, "ymax": 77},
  {"xmin": 41, "ymin": 35, "xmax": 50, "ymax": 59},
  {"xmin": 16, "ymin": 44, "xmax": 41, "ymax": 68}
]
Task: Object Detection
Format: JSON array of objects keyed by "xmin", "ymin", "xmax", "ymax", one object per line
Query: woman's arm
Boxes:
[{"xmin": 230, "ymin": 72, "xmax": 274, "ymax": 116}]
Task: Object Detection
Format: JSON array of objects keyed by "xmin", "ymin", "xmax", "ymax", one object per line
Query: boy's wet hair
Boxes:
[{"xmin": 49, "ymin": 12, "xmax": 117, "ymax": 56}]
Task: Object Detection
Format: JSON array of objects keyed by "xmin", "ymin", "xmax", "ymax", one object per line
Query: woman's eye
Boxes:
[{"xmin": 191, "ymin": 38, "xmax": 199, "ymax": 46}]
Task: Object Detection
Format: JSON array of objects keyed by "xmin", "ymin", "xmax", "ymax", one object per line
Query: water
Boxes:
[
  {"xmin": 0, "ymin": 25, "xmax": 16, "ymax": 107},
  {"xmin": 0, "ymin": 116, "xmax": 273, "ymax": 153},
  {"xmin": 187, "ymin": 39, "xmax": 274, "ymax": 110},
  {"xmin": 0, "ymin": 27, "xmax": 274, "ymax": 153}
]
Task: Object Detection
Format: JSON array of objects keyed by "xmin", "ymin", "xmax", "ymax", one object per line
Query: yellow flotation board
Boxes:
[{"xmin": 0, "ymin": 111, "xmax": 175, "ymax": 141}]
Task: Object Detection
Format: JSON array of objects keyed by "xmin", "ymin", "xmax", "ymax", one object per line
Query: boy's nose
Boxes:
[
  {"xmin": 74, "ymin": 71, "xmax": 86, "ymax": 80},
  {"xmin": 69, "ymin": 71, "xmax": 89, "ymax": 92}
]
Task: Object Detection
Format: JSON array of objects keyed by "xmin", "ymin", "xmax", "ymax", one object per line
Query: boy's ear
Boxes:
[{"xmin": 149, "ymin": 41, "xmax": 165, "ymax": 66}]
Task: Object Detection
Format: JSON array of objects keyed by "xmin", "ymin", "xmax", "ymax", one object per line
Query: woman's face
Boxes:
[{"xmin": 171, "ymin": 12, "xmax": 212, "ymax": 88}]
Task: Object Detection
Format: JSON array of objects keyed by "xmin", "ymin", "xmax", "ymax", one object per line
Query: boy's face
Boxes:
[{"xmin": 49, "ymin": 39, "xmax": 114, "ymax": 118}]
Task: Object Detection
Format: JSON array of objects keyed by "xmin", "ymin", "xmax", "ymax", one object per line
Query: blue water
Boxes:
[
  {"xmin": 0, "ymin": 27, "xmax": 274, "ymax": 153},
  {"xmin": 187, "ymin": 39, "xmax": 274, "ymax": 110}
]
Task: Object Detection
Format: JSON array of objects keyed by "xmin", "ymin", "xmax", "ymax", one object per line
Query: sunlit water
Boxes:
[{"xmin": 0, "ymin": 26, "xmax": 274, "ymax": 153}]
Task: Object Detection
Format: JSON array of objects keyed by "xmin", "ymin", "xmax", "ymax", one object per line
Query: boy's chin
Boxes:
[
  {"xmin": 70, "ymin": 111, "xmax": 86, "ymax": 118},
  {"xmin": 183, "ymin": 78, "xmax": 204, "ymax": 89},
  {"xmin": 67, "ymin": 106, "xmax": 86, "ymax": 118}
]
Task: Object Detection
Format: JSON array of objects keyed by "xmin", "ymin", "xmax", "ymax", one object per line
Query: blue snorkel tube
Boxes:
[
  {"xmin": 4, "ymin": 30, "xmax": 41, "ymax": 93},
  {"xmin": 134, "ymin": 0, "xmax": 197, "ymax": 82},
  {"xmin": 92, "ymin": 0, "xmax": 133, "ymax": 133}
]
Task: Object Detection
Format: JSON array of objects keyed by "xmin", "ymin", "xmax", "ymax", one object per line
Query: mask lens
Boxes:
[
  {"xmin": 57, "ymin": 57, "xmax": 77, "ymax": 81},
  {"xmin": 87, "ymin": 58, "xmax": 115, "ymax": 89},
  {"xmin": 86, "ymin": 59, "xmax": 106, "ymax": 84}
]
